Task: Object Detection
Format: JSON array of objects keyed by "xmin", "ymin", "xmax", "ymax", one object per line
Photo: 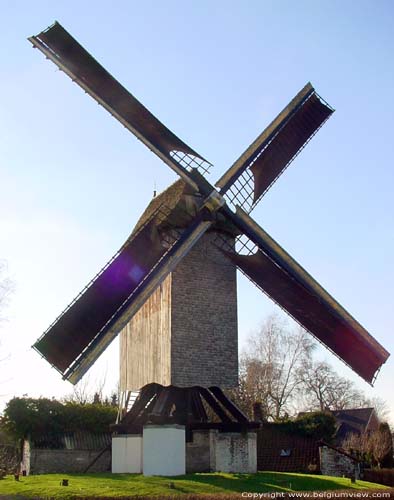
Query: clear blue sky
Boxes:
[{"xmin": 1, "ymin": 1, "xmax": 393, "ymax": 417}]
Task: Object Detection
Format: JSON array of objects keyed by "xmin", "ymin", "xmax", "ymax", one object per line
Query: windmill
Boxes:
[{"xmin": 29, "ymin": 23, "xmax": 389, "ymax": 451}]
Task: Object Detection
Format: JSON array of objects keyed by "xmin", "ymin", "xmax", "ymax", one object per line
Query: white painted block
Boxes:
[
  {"xmin": 112, "ymin": 435, "xmax": 142, "ymax": 473},
  {"xmin": 143, "ymin": 424, "xmax": 185, "ymax": 476}
]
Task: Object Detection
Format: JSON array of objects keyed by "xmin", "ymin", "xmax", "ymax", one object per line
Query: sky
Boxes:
[{"xmin": 0, "ymin": 1, "xmax": 393, "ymax": 419}]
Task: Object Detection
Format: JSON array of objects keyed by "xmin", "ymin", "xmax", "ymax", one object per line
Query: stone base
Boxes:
[
  {"xmin": 112, "ymin": 435, "xmax": 142, "ymax": 473},
  {"xmin": 319, "ymin": 445, "xmax": 360, "ymax": 479},
  {"xmin": 111, "ymin": 428, "xmax": 256, "ymax": 475},
  {"xmin": 186, "ymin": 429, "xmax": 257, "ymax": 473},
  {"xmin": 215, "ymin": 431, "xmax": 257, "ymax": 473},
  {"xmin": 143, "ymin": 424, "xmax": 185, "ymax": 476}
]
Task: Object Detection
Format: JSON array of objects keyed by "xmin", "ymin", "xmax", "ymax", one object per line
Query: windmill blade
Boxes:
[
  {"xmin": 34, "ymin": 218, "xmax": 165, "ymax": 374},
  {"xmin": 216, "ymin": 83, "xmax": 334, "ymax": 212},
  {"xmin": 223, "ymin": 208, "xmax": 389, "ymax": 384},
  {"xmin": 34, "ymin": 210, "xmax": 212, "ymax": 384},
  {"xmin": 28, "ymin": 22, "xmax": 212, "ymax": 192}
]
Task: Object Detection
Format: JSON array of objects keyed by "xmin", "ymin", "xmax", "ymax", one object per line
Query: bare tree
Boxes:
[
  {"xmin": 0, "ymin": 261, "xmax": 13, "ymax": 391},
  {"xmin": 363, "ymin": 396, "xmax": 390, "ymax": 422},
  {"xmin": 342, "ymin": 423, "xmax": 393, "ymax": 468},
  {"xmin": 62, "ymin": 371, "xmax": 108, "ymax": 405},
  {"xmin": 342, "ymin": 431, "xmax": 373, "ymax": 461},
  {"xmin": 63, "ymin": 376, "xmax": 92, "ymax": 404},
  {"xmin": 232, "ymin": 314, "xmax": 388, "ymax": 421},
  {"xmin": 0, "ymin": 260, "xmax": 13, "ymax": 322},
  {"xmin": 230, "ymin": 357, "xmax": 273, "ymax": 419},
  {"xmin": 235, "ymin": 315, "xmax": 315, "ymax": 419},
  {"xmin": 297, "ymin": 360, "xmax": 365, "ymax": 411},
  {"xmin": 370, "ymin": 423, "xmax": 393, "ymax": 468}
]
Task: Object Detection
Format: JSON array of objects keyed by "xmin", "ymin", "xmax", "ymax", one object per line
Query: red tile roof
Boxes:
[{"xmin": 257, "ymin": 423, "xmax": 320, "ymax": 472}]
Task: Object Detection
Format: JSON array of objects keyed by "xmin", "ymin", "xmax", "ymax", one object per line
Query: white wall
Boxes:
[
  {"xmin": 143, "ymin": 425, "xmax": 185, "ymax": 476},
  {"xmin": 112, "ymin": 435, "xmax": 142, "ymax": 473}
]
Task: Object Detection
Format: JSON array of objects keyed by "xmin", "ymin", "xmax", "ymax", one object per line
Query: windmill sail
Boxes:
[
  {"xmin": 28, "ymin": 22, "xmax": 212, "ymax": 189},
  {"xmin": 64, "ymin": 216, "xmax": 212, "ymax": 384},
  {"xmin": 34, "ymin": 218, "xmax": 167, "ymax": 374},
  {"xmin": 216, "ymin": 83, "xmax": 334, "ymax": 211},
  {"xmin": 224, "ymin": 208, "xmax": 389, "ymax": 384},
  {"xmin": 34, "ymin": 209, "xmax": 212, "ymax": 383}
]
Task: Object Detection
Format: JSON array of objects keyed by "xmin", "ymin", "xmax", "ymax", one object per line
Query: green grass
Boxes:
[{"xmin": 0, "ymin": 472, "xmax": 390, "ymax": 498}]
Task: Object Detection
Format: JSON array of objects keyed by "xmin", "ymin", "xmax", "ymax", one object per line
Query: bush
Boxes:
[
  {"xmin": 274, "ymin": 411, "xmax": 337, "ymax": 441},
  {"xmin": 1, "ymin": 397, "xmax": 117, "ymax": 442}
]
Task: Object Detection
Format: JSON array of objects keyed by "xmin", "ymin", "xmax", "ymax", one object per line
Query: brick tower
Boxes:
[{"xmin": 119, "ymin": 180, "xmax": 238, "ymax": 391}]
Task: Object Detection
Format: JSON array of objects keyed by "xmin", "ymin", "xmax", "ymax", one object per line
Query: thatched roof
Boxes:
[{"xmin": 131, "ymin": 179, "xmax": 237, "ymax": 237}]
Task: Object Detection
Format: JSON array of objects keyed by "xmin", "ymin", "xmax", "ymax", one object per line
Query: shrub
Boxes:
[
  {"xmin": 1, "ymin": 397, "xmax": 117, "ymax": 442},
  {"xmin": 274, "ymin": 411, "xmax": 337, "ymax": 441}
]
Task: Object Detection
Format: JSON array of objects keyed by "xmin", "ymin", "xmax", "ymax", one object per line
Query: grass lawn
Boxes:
[{"xmin": 0, "ymin": 472, "xmax": 390, "ymax": 498}]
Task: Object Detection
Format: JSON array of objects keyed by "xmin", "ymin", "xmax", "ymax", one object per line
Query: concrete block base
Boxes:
[
  {"xmin": 111, "ymin": 428, "xmax": 256, "ymax": 475},
  {"xmin": 143, "ymin": 424, "xmax": 185, "ymax": 476},
  {"xmin": 112, "ymin": 435, "xmax": 142, "ymax": 473}
]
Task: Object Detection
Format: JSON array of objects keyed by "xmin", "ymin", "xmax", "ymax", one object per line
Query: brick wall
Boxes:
[
  {"xmin": 186, "ymin": 430, "xmax": 211, "ymax": 472},
  {"xmin": 171, "ymin": 231, "xmax": 238, "ymax": 388},
  {"xmin": 319, "ymin": 445, "xmax": 360, "ymax": 479},
  {"xmin": 29, "ymin": 449, "xmax": 111, "ymax": 474},
  {"xmin": 215, "ymin": 431, "xmax": 257, "ymax": 473},
  {"xmin": 186, "ymin": 429, "xmax": 257, "ymax": 473}
]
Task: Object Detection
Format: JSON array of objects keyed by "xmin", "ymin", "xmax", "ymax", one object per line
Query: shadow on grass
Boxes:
[
  {"xmin": 171, "ymin": 471, "xmax": 363, "ymax": 493},
  {"xmin": 69, "ymin": 473, "xmax": 140, "ymax": 481},
  {"xmin": 56, "ymin": 471, "xmax": 373, "ymax": 493}
]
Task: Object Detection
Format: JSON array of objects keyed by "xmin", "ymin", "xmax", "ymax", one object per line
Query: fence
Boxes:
[{"xmin": 364, "ymin": 468, "xmax": 394, "ymax": 487}]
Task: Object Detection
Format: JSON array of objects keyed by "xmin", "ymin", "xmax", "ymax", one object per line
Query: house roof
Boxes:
[
  {"xmin": 257, "ymin": 423, "xmax": 320, "ymax": 473},
  {"xmin": 331, "ymin": 408, "xmax": 377, "ymax": 444},
  {"xmin": 333, "ymin": 408, "xmax": 375, "ymax": 432},
  {"xmin": 31, "ymin": 431, "xmax": 112, "ymax": 450},
  {"xmin": 298, "ymin": 408, "xmax": 377, "ymax": 444},
  {"xmin": 332, "ymin": 407, "xmax": 375, "ymax": 426}
]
